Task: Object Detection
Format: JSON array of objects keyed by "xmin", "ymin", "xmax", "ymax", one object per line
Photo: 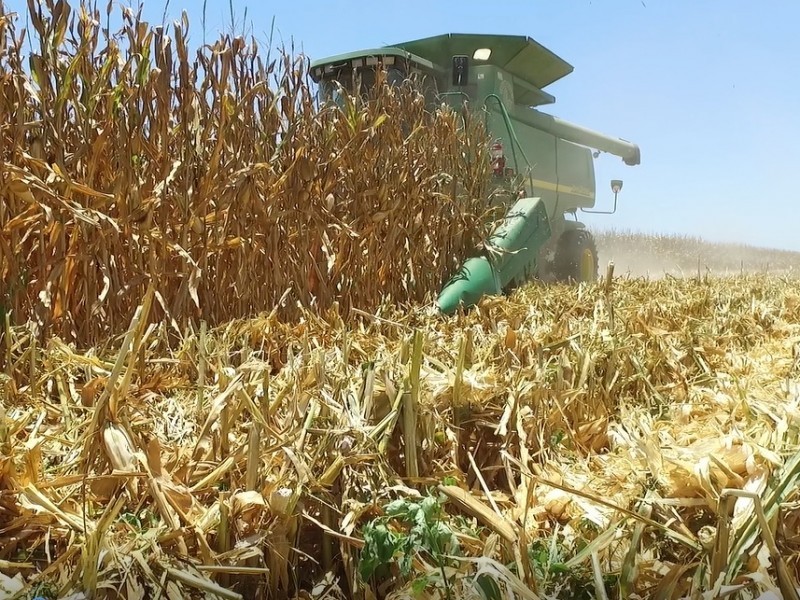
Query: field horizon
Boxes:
[{"xmin": 593, "ymin": 227, "xmax": 800, "ymax": 278}]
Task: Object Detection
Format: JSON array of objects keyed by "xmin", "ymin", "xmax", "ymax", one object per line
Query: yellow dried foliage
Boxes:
[
  {"xmin": 1, "ymin": 274, "xmax": 800, "ymax": 599},
  {"xmin": 0, "ymin": 0, "xmax": 493, "ymax": 347},
  {"xmin": 4, "ymin": 2, "xmax": 800, "ymax": 600}
]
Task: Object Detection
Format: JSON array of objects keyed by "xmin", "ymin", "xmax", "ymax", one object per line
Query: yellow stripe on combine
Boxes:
[{"xmin": 531, "ymin": 178, "xmax": 594, "ymax": 199}]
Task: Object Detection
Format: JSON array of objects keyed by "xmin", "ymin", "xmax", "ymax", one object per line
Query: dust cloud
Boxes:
[{"xmin": 592, "ymin": 229, "xmax": 800, "ymax": 279}]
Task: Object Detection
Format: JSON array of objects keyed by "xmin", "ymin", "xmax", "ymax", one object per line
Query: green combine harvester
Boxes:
[{"xmin": 310, "ymin": 33, "xmax": 640, "ymax": 314}]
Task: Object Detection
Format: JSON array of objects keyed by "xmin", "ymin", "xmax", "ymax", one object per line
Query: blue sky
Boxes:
[{"xmin": 6, "ymin": 1, "xmax": 800, "ymax": 250}]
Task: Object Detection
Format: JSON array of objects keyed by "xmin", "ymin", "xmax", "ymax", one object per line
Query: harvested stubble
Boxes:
[
  {"xmin": 2, "ymin": 274, "xmax": 800, "ymax": 599},
  {"xmin": 0, "ymin": 0, "xmax": 492, "ymax": 348}
]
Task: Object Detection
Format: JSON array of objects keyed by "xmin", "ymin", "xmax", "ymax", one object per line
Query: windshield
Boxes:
[{"xmin": 316, "ymin": 65, "xmax": 432, "ymax": 106}]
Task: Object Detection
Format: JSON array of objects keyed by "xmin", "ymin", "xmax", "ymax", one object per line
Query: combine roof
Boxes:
[
  {"xmin": 309, "ymin": 33, "xmax": 574, "ymax": 106},
  {"xmin": 389, "ymin": 33, "xmax": 574, "ymax": 91}
]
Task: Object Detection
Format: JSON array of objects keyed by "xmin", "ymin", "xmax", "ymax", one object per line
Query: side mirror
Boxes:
[
  {"xmin": 581, "ymin": 179, "xmax": 623, "ymax": 215},
  {"xmin": 452, "ymin": 55, "xmax": 469, "ymax": 86}
]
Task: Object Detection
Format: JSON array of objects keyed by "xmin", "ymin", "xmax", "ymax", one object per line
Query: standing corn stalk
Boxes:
[{"xmin": 0, "ymin": 0, "xmax": 492, "ymax": 348}]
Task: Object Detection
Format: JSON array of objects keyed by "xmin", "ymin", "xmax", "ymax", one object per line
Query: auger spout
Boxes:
[{"xmin": 522, "ymin": 108, "xmax": 641, "ymax": 166}]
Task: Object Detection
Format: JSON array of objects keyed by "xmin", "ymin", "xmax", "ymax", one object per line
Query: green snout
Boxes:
[{"xmin": 436, "ymin": 256, "xmax": 501, "ymax": 314}]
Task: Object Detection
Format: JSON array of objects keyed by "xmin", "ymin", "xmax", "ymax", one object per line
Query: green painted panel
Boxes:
[{"xmin": 389, "ymin": 33, "xmax": 573, "ymax": 91}]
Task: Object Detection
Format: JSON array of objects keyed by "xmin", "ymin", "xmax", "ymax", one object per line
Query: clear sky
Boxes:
[{"xmin": 5, "ymin": 1, "xmax": 800, "ymax": 250}]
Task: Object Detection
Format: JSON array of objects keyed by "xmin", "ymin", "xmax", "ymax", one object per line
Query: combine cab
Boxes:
[{"xmin": 310, "ymin": 33, "xmax": 640, "ymax": 313}]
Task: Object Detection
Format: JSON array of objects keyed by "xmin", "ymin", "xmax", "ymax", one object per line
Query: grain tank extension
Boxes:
[{"xmin": 310, "ymin": 33, "xmax": 641, "ymax": 313}]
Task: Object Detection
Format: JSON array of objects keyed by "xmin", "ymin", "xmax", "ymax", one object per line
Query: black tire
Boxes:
[{"xmin": 553, "ymin": 229, "xmax": 598, "ymax": 283}]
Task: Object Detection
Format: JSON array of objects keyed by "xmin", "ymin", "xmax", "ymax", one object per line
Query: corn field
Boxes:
[
  {"xmin": 6, "ymin": 3, "xmax": 800, "ymax": 600},
  {"xmin": 0, "ymin": 0, "xmax": 493, "ymax": 348},
  {"xmin": 594, "ymin": 228, "xmax": 800, "ymax": 278}
]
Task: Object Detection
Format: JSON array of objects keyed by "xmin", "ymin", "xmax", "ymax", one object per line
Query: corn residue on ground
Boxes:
[
  {"xmin": 4, "ymin": 3, "xmax": 800, "ymax": 599},
  {"xmin": 2, "ymin": 275, "xmax": 800, "ymax": 600}
]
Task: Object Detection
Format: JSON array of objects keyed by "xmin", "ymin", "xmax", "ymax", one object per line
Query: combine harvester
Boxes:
[{"xmin": 310, "ymin": 34, "xmax": 640, "ymax": 313}]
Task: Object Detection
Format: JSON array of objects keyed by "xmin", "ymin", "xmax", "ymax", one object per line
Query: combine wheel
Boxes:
[{"xmin": 554, "ymin": 229, "xmax": 598, "ymax": 283}]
